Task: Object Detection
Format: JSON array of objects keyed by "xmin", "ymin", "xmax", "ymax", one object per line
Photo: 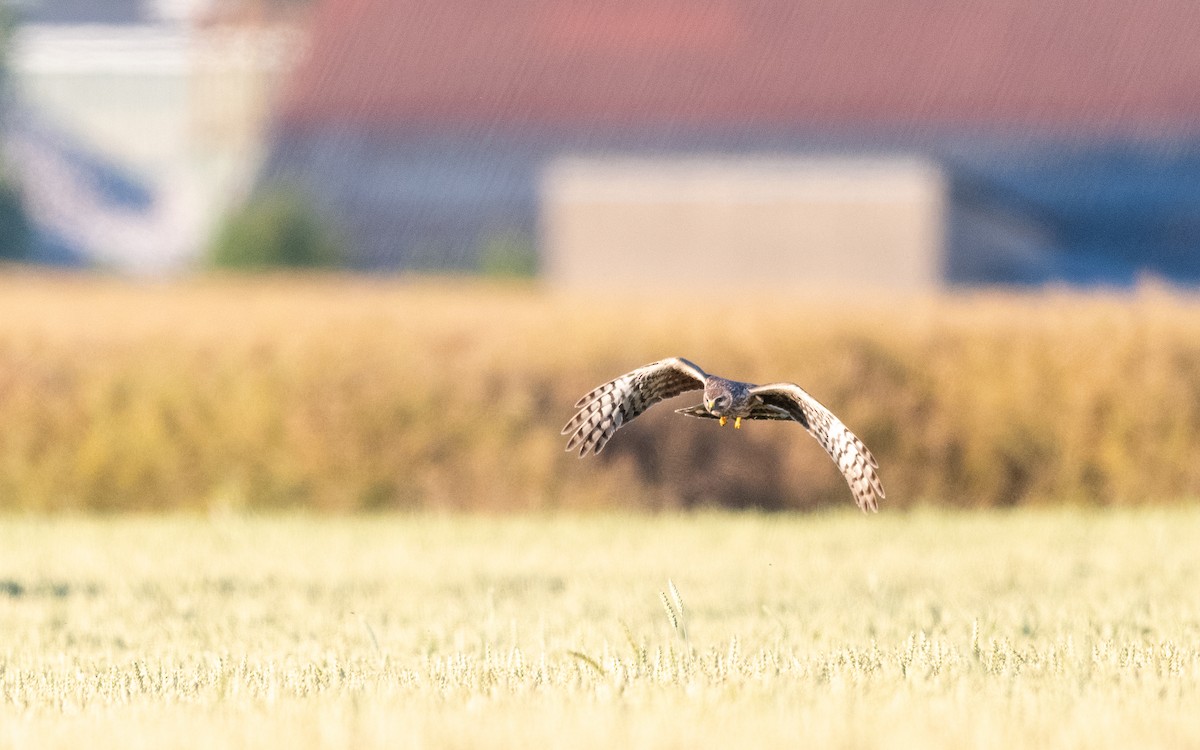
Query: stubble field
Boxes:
[{"xmin": 3, "ymin": 509, "xmax": 1199, "ymax": 749}]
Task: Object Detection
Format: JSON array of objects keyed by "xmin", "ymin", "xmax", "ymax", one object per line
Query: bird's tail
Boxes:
[
  {"xmin": 676, "ymin": 404, "xmax": 793, "ymax": 421},
  {"xmin": 675, "ymin": 404, "xmax": 719, "ymax": 420}
]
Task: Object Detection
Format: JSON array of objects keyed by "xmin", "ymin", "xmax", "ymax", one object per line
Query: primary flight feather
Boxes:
[{"xmin": 562, "ymin": 357, "xmax": 885, "ymax": 512}]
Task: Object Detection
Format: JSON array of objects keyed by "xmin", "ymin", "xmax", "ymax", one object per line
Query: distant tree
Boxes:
[
  {"xmin": 208, "ymin": 186, "xmax": 341, "ymax": 270},
  {"xmin": 478, "ymin": 230, "xmax": 537, "ymax": 278},
  {"xmin": 0, "ymin": 5, "xmax": 12, "ymax": 95},
  {"xmin": 0, "ymin": 4, "xmax": 31, "ymax": 262},
  {"xmin": 0, "ymin": 178, "xmax": 30, "ymax": 261}
]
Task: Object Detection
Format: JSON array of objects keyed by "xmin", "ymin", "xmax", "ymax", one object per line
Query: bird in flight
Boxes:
[{"xmin": 562, "ymin": 357, "xmax": 885, "ymax": 512}]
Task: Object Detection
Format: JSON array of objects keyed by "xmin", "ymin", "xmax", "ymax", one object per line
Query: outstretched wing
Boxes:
[
  {"xmin": 563, "ymin": 358, "xmax": 708, "ymax": 456},
  {"xmin": 749, "ymin": 383, "xmax": 885, "ymax": 512}
]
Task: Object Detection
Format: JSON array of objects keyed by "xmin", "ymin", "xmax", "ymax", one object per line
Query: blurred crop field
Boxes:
[
  {"xmin": 3, "ymin": 274, "xmax": 1200, "ymax": 749},
  {"xmin": 2, "ymin": 272, "xmax": 1200, "ymax": 511},
  {"xmin": 2, "ymin": 510, "xmax": 1200, "ymax": 749}
]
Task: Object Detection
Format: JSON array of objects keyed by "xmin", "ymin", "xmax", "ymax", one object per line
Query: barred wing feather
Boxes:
[
  {"xmin": 749, "ymin": 383, "xmax": 885, "ymax": 512},
  {"xmin": 562, "ymin": 358, "xmax": 708, "ymax": 456}
]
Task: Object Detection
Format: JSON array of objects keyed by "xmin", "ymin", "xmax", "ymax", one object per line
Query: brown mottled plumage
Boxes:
[{"xmin": 562, "ymin": 357, "xmax": 885, "ymax": 512}]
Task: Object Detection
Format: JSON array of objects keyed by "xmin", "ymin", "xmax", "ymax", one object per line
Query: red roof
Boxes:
[{"xmin": 280, "ymin": 0, "xmax": 1200, "ymax": 135}]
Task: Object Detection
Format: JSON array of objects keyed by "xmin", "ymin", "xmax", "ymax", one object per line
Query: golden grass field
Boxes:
[
  {"xmin": 3, "ymin": 273, "xmax": 1200, "ymax": 512},
  {"xmin": 2, "ymin": 274, "xmax": 1200, "ymax": 747},
  {"xmin": 2, "ymin": 510, "xmax": 1199, "ymax": 749}
]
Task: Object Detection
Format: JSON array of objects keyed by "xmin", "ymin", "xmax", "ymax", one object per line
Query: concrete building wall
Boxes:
[{"xmin": 541, "ymin": 157, "xmax": 946, "ymax": 289}]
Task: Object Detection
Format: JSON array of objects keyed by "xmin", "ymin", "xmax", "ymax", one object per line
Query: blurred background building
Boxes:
[
  {"xmin": 1, "ymin": 0, "xmax": 303, "ymax": 271},
  {"xmin": 3, "ymin": 0, "xmax": 1200, "ymax": 285}
]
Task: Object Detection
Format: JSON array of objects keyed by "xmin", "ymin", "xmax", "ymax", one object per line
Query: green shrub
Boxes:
[
  {"xmin": 0, "ymin": 7, "xmax": 30, "ymax": 262},
  {"xmin": 208, "ymin": 187, "xmax": 340, "ymax": 270},
  {"xmin": 478, "ymin": 230, "xmax": 537, "ymax": 277},
  {"xmin": 0, "ymin": 177, "xmax": 29, "ymax": 261}
]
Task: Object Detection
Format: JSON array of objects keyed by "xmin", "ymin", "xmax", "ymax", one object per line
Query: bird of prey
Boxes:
[{"xmin": 562, "ymin": 357, "xmax": 885, "ymax": 512}]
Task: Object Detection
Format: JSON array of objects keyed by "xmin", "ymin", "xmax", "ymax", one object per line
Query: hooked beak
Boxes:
[{"xmin": 704, "ymin": 398, "xmax": 714, "ymax": 411}]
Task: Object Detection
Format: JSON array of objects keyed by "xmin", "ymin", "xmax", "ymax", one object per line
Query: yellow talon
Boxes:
[
  {"xmin": 734, "ymin": 417, "xmax": 742, "ymax": 429},
  {"xmin": 719, "ymin": 416, "xmax": 728, "ymax": 427}
]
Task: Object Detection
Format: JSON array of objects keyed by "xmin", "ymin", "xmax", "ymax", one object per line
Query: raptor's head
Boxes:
[{"xmin": 703, "ymin": 379, "xmax": 735, "ymax": 416}]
